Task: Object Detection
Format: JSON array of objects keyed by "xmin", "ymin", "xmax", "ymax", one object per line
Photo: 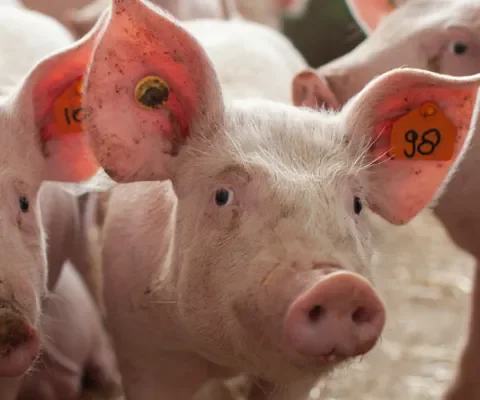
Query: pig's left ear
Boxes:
[
  {"xmin": 345, "ymin": 0, "xmax": 402, "ymax": 34},
  {"xmin": 344, "ymin": 68, "xmax": 480, "ymax": 224},
  {"xmin": 11, "ymin": 10, "xmax": 109, "ymax": 183},
  {"xmin": 292, "ymin": 69, "xmax": 340, "ymax": 110}
]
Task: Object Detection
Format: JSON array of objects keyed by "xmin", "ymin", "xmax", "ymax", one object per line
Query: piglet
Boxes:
[
  {"xmin": 64, "ymin": 0, "xmax": 309, "ymax": 39},
  {"xmin": 17, "ymin": 262, "xmax": 119, "ymax": 400},
  {"xmin": 183, "ymin": 18, "xmax": 308, "ymax": 103},
  {"xmin": 0, "ymin": 5, "xmax": 105, "ymax": 398},
  {"xmin": 80, "ymin": 1, "xmax": 480, "ymax": 399},
  {"xmin": 291, "ymin": 2, "xmax": 480, "ymax": 399}
]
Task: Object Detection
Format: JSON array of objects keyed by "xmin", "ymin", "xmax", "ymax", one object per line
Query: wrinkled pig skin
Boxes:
[
  {"xmin": 291, "ymin": 2, "xmax": 480, "ymax": 399},
  {"xmin": 81, "ymin": 1, "xmax": 480, "ymax": 399},
  {"xmin": 17, "ymin": 263, "xmax": 120, "ymax": 400},
  {"xmin": 0, "ymin": 4, "xmax": 108, "ymax": 398},
  {"xmin": 59, "ymin": 0, "xmax": 310, "ymax": 39}
]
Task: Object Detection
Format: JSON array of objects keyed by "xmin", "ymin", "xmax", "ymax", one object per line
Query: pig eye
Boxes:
[
  {"xmin": 215, "ymin": 188, "xmax": 233, "ymax": 207},
  {"xmin": 134, "ymin": 75, "xmax": 170, "ymax": 109},
  {"xmin": 18, "ymin": 196, "xmax": 29, "ymax": 213},
  {"xmin": 353, "ymin": 196, "xmax": 362, "ymax": 215},
  {"xmin": 452, "ymin": 42, "xmax": 468, "ymax": 55}
]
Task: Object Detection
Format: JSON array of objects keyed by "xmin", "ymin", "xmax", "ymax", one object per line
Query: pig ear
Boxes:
[
  {"xmin": 292, "ymin": 69, "xmax": 340, "ymax": 110},
  {"xmin": 84, "ymin": 0, "xmax": 224, "ymax": 183},
  {"xmin": 345, "ymin": 0, "xmax": 399, "ymax": 34},
  {"xmin": 11, "ymin": 11, "xmax": 109, "ymax": 183},
  {"xmin": 344, "ymin": 68, "xmax": 480, "ymax": 224}
]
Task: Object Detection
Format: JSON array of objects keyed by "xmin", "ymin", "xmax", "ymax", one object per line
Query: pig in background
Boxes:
[
  {"xmin": 19, "ymin": 0, "xmax": 310, "ymax": 39},
  {"xmin": 17, "ymin": 263, "xmax": 120, "ymax": 400},
  {"xmin": 290, "ymin": 1, "xmax": 480, "ymax": 399},
  {"xmin": 0, "ymin": 3, "xmax": 120, "ymax": 399},
  {"xmin": 74, "ymin": 1, "xmax": 480, "ymax": 399}
]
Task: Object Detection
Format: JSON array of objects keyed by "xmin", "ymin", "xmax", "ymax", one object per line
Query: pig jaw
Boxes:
[{"xmin": 163, "ymin": 102, "xmax": 383, "ymax": 382}]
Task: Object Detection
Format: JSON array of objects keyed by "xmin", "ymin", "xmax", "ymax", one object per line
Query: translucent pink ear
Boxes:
[
  {"xmin": 292, "ymin": 69, "xmax": 340, "ymax": 110},
  {"xmin": 345, "ymin": 0, "xmax": 397, "ymax": 34},
  {"xmin": 345, "ymin": 68, "xmax": 480, "ymax": 224},
  {"xmin": 83, "ymin": 0, "xmax": 224, "ymax": 183},
  {"xmin": 12, "ymin": 11, "xmax": 109, "ymax": 182}
]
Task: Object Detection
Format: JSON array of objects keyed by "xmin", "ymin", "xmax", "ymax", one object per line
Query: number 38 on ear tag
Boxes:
[{"xmin": 389, "ymin": 102, "xmax": 457, "ymax": 161}]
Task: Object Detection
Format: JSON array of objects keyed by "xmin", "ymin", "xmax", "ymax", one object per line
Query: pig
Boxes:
[
  {"xmin": 17, "ymin": 262, "xmax": 119, "ymax": 400},
  {"xmin": 78, "ymin": 1, "xmax": 480, "ymax": 399},
  {"xmin": 62, "ymin": 0, "xmax": 236, "ymax": 38},
  {"xmin": 183, "ymin": 18, "xmax": 308, "ymax": 103},
  {"xmin": 291, "ymin": 1, "xmax": 480, "ymax": 399},
  {"xmin": 0, "ymin": 4, "xmax": 107, "ymax": 398},
  {"xmin": 63, "ymin": 0, "xmax": 309, "ymax": 39},
  {"xmin": 235, "ymin": 0, "xmax": 310, "ymax": 30}
]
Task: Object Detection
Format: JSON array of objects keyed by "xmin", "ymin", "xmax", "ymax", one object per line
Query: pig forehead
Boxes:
[{"xmin": 218, "ymin": 103, "xmax": 363, "ymax": 185}]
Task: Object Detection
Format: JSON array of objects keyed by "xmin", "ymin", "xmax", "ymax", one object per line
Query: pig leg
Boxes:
[{"xmin": 81, "ymin": 329, "xmax": 121, "ymax": 398}]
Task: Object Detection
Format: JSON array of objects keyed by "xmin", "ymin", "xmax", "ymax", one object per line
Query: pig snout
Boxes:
[
  {"xmin": 283, "ymin": 271, "xmax": 385, "ymax": 360},
  {"xmin": 0, "ymin": 307, "xmax": 40, "ymax": 377}
]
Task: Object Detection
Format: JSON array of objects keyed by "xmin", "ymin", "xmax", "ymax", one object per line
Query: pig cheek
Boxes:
[{"xmin": 0, "ymin": 226, "xmax": 44, "ymax": 327}]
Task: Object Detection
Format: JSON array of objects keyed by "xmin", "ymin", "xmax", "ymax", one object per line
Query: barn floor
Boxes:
[{"xmin": 81, "ymin": 209, "xmax": 475, "ymax": 400}]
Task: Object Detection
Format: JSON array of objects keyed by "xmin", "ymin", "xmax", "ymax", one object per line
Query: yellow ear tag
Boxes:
[
  {"xmin": 134, "ymin": 76, "xmax": 170, "ymax": 110},
  {"xmin": 389, "ymin": 102, "xmax": 457, "ymax": 161},
  {"xmin": 53, "ymin": 76, "xmax": 86, "ymax": 134}
]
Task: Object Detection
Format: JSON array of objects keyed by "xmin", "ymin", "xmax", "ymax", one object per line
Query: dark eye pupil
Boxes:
[
  {"xmin": 139, "ymin": 86, "xmax": 169, "ymax": 108},
  {"xmin": 215, "ymin": 189, "xmax": 230, "ymax": 206},
  {"xmin": 19, "ymin": 196, "xmax": 29, "ymax": 212},
  {"xmin": 453, "ymin": 42, "xmax": 468, "ymax": 55},
  {"xmin": 354, "ymin": 196, "xmax": 362, "ymax": 215}
]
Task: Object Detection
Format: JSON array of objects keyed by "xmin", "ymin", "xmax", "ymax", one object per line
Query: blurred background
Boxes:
[
  {"xmin": 22, "ymin": 0, "xmax": 365, "ymax": 68},
  {"xmin": 284, "ymin": 0, "xmax": 365, "ymax": 67}
]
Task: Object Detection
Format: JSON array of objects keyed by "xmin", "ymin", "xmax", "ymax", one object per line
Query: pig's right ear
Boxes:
[
  {"xmin": 292, "ymin": 69, "xmax": 340, "ymax": 110},
  {"xmin": 345, "ymin": 0, "xmax": 400, "ymax": 34},
  {"xmin": 12, "ymin": 11, "xmax": 109, "ymax": 183},
  {"xmin": 344, "ymin": 68, "xmax": 480, "ymax": 225},
  {"xmin": 83, "ymin": 0, "xmax": 224, "ymax": 183}
]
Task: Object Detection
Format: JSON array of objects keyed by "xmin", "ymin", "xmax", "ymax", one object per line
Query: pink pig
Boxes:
[
  {"xmin": 17, "ymin": 263, "xmax": 119, "ymax": 400},
  {"xmin": 78, "ymin": 1, "xmax": 480, "ymax": 399},
  {"xmin": 0, "ymin": 4, "xmax": 109, "ymax": 398},
  {"xmin": 292, "ymin": 1, "xmax": 480, "ymax": 399},
  {"xmin": 62, "ymin": 0, "xmax": 309, "ymax": 39}
]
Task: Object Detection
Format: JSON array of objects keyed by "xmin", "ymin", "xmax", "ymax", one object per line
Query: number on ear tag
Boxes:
[
  {"xmin": 389, "ymin": 102, "xmax": 457, "ymax": 161},
  {"xmin": 53, "ymin": 76, "xmax": 87, "ymax": 134}
]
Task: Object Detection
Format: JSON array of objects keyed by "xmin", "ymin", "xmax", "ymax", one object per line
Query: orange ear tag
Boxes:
[
  {"xmin": 389, "ymin": 102, "xmax": 457, "ymax": 161},
  {"xmin": 52, "ymin": 76, "xmax": 86, "ymax": 134}
]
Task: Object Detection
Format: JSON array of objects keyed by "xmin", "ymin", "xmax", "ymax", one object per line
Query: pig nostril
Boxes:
[
  {"xmin": 351, "ymin": 307, "xmax": 371, "ymax": 324},
  {"xmin": 308, "ymin": 305, "xmax": 325, "ymax": 322}
]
